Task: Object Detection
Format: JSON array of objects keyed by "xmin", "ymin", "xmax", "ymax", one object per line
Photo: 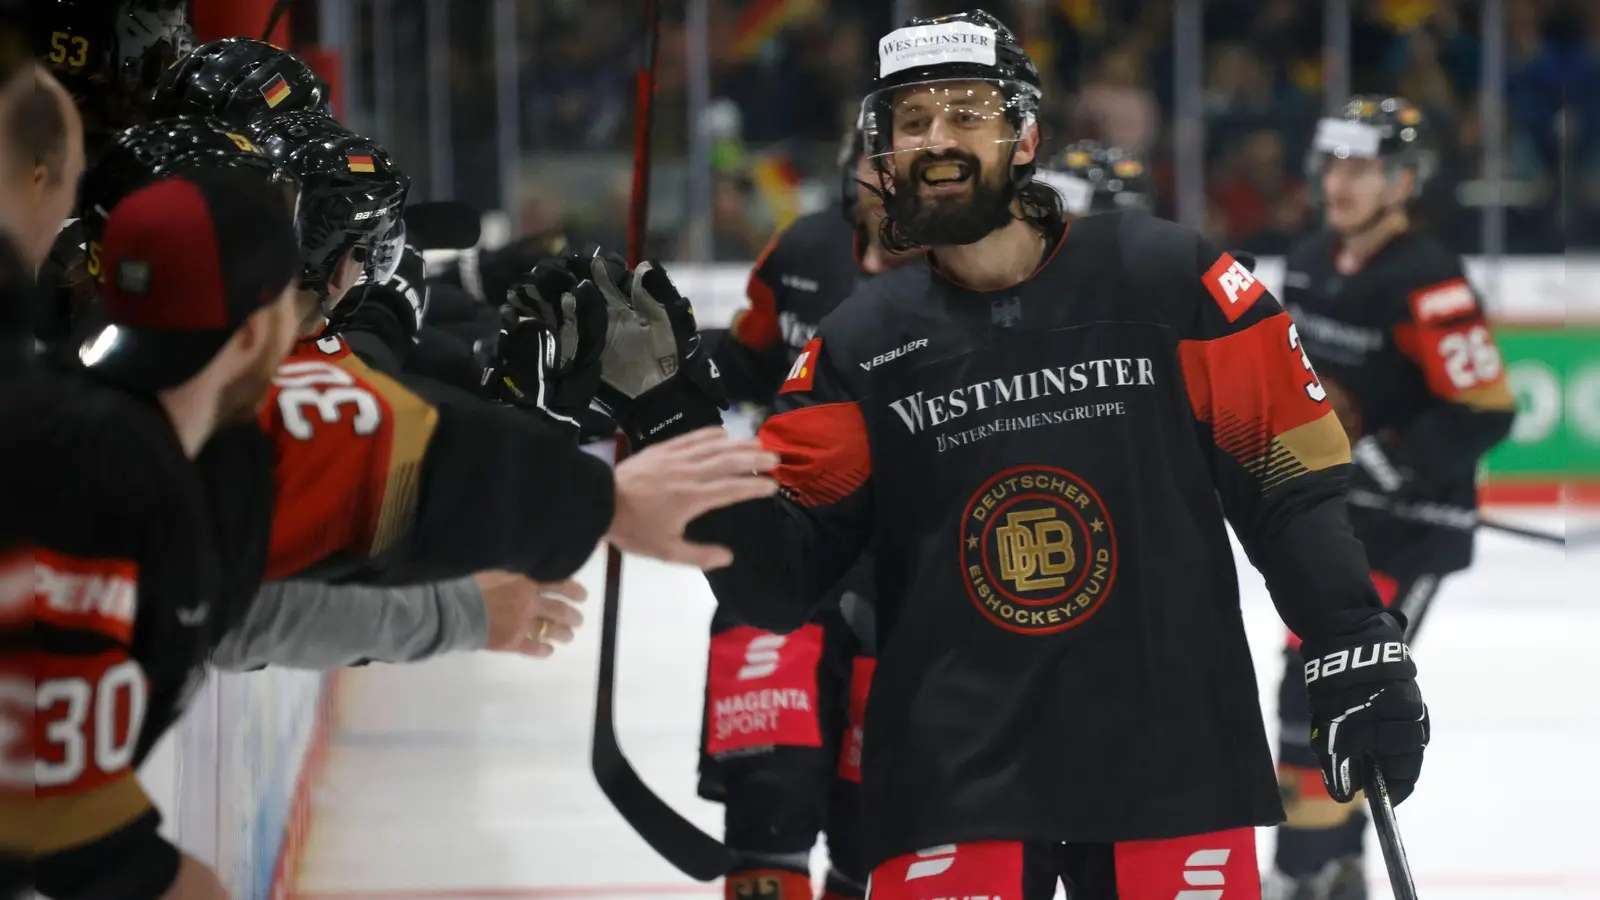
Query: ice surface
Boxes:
[{"xmin": 294, "ymin": 511, "xmax": 1597, "ymax": 899}]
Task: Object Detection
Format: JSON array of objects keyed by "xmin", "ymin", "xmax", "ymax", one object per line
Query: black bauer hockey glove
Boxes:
[
  {"xmin": 488, "ymin": 261, "xmax": 606, "ymax": 439},
  {"xmin": 1300, "ymin": 614, "xmax": 1429, "ymax": 806},
  {"xmin": 577, "ymin": 252, "xmax": 728, "ymax": 448}
]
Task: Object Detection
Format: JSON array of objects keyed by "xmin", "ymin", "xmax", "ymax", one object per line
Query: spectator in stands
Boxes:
[
  {"xmin": 1072, "ymin": 43, "xmax": 1160, "ymax": 154},
  {"xmin": 1210, "ymin": 127, "xmax": 1310, "ymax": 254}
]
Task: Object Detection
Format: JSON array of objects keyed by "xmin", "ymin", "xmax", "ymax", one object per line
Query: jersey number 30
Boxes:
[
  {"xmin": 33, "ymin": 661, "xmax": 149, "ymax": 790},
  {"xmin": 275, "ymin": 361, "xmax": 383, "ymax": 440}
]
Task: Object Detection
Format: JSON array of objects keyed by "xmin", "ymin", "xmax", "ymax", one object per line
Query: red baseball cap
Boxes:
[{"xmin": 78, "ymin": 170, "xmax": 301, "ymax": 392}]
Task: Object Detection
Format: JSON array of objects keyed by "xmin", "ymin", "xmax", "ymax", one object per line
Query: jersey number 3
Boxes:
[
  {"xmin": 275, "ymin": 361, "xmax": 383, "ymax": 440},
  {"xmin": 1287, "ymin": 323, "xmax": 1327, "ymax": 403}
]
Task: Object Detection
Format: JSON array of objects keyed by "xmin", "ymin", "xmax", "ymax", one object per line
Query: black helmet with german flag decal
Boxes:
[
  {"xmin": 78, "ymin": 115, "xmax": 298, "ymax": 254},
  {"xmin": 244, "ymin": 112, "xmax": 408, "ymax": 299},
  {"xmin": 150, "ymin": 37, "xmax": 333, "ymax": 126}
]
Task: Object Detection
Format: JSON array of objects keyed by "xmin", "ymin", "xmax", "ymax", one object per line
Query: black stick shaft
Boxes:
[{"xmin": 1364, "ymin": 758, "xmax": 1420, "ymax": 900}]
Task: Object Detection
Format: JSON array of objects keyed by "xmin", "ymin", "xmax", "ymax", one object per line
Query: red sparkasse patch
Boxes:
[
  {"xmin": 1202, "ymin": 253, "xmax": 1266, "ymax": 322},
  {"xmin": 778, "ymin": 337, "xmax": 823, "ymax": 394},
  {"xmin": 869, "ymin": 841, "xmax": 1026, "ymax": 900},
  {"xmin": 1112, "ymin": 826, "xmax": 1259, "ymax": 898},
  {"xmin": 704, "ymin": 624, "xmax": 825, "ymax": 756}
]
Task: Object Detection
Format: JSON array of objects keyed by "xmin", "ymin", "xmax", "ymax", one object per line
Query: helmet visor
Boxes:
[
  {"xmin": 860, "ymin": 77, "xmax": 1038, "ymax": 171},
  {"xmin": 362, "ymin": 219, "xmax": 407, "ymax": 285}
]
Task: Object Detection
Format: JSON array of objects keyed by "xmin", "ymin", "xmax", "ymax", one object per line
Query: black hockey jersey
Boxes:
[
  {"xmin": 714, "ymin": 209, "xmax": 864, "ymax": 403},
  {"xmin": 689, "ymin": 211, "xmax": 1391, "ymax": 867},
  {"xmin": 0, "ymin": 370, "xmax": 274, "ymax": 898},
  {"xmin": 1282, "ymin": 230, "xmax": 1516, "ymax": 577}
]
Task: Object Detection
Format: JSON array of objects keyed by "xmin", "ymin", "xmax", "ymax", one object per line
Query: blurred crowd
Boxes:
[{"xmin": 357, "ymin": 0, "xmax": 1588, "ymax": 259}]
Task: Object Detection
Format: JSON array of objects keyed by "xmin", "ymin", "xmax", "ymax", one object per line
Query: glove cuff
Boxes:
[
  {"xmin": 1300, "ymin": 617, "xmax": 1415, "ymax": 695},
  {"xmin": 598, "ymin": 379, "xmax": 723, "ymax": 449}
]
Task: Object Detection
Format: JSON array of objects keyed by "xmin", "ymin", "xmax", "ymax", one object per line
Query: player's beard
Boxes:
[
  {"xmin": 216, "ymin": 313, "xmax": 288, "ymax": 424},
  {"xmin": 882, "ymin": 149, "xmax": 1016, "ymax": 247}
]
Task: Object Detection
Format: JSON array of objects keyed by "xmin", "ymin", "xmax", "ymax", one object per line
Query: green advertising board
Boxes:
[{"xmin": 1486, "ymin": 324, "xmax": 1600, "ymax": 495}]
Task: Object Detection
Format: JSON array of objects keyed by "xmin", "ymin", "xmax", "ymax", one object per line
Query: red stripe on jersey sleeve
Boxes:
[
  {"xmin": 30, "ymin": 549, "xmax": 138, "ymax": 645},
  {"xmin": 1393, "ymin": 280, "xmax": 1511, "ymax": 402},
  {"xmin": 732, "ymin": 232, "xmax": 784, "ymax": 351},
  {"xmin": 1179, "ymin": 313, "xmax": 1350, "ymax": 487},
  {"xmin": 758, "ymin": 402, "xmax": 871, "ymax": 508}
]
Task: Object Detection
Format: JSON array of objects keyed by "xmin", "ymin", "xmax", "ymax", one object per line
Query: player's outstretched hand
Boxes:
[
  {"xmin": 1301, "ymin": 615, "xmax": 1429, "ymax": 806},
  {"xmin": 607, "ymin": 426, "xmax": 779, "ymax": 569},
  {"xmin": 475, "ymin": 570, "xmax": 587, "ymax": 658},
  {"xmin": 578, "ymin": 252, "xmax": 729, "ymax": 447}
]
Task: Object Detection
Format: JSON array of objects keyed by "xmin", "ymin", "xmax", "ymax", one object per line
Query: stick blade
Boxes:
[{"xmin": 591, "ymin": 723, "xmax": 735, "ymax": 881}]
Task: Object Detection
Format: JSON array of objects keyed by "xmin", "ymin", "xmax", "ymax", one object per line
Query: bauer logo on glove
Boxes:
[{"xmin": 1303, "ymin": 641, "xmax": 1410, "ymax": 684}]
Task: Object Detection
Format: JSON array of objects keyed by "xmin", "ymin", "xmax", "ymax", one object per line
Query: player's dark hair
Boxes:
[{"xmin": 6, "ymin": 69, "xmax": 68, "ymax": 183}]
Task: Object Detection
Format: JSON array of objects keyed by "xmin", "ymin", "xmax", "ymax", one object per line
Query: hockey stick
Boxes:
[
  {"xmin": 1363, "ymin": 758, "xmax": 1419, "ymax": 900},
  {"xmin": 1347, "ymin": 489, "xmax": 1567, "ymax": 546},
  {"xmin": 262, "ymin": 0, "xmax": 292, "ymax": 41},
  {"xmin": 589, "ymin": 0, "xmax": 736, "ymax": 882}
]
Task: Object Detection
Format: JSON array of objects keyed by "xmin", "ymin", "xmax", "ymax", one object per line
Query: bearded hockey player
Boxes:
[
  {"xmin": 697, "ymin": 121, "xmax": 924, "ymax": 900},
  {"xmin": 651, "ymin": 11, "xmax": 1431, "ymax": 897},
  {"xmin": 1266, "ymin": 96, "xmax": 1515, "ymax": 900}
]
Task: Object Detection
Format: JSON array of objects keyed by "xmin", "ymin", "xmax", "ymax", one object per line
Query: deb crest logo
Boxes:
[{"xmin": 960, "ymin": 465, "xmax": 1117, "ymax": 635}]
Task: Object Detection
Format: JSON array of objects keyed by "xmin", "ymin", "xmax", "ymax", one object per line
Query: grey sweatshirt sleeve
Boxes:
[{"xmin": 212, "ymin": 576, "xmax": 489, "ymax": 671}]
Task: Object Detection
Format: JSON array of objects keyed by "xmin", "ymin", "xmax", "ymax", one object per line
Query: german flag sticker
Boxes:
[
  {"xmin": 260, "ymin": 73, "xmax": 292, "ymax": 108},
  {"xmin": 347, "ymin": 155, "xmax": 376, "ymax": 173}
]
